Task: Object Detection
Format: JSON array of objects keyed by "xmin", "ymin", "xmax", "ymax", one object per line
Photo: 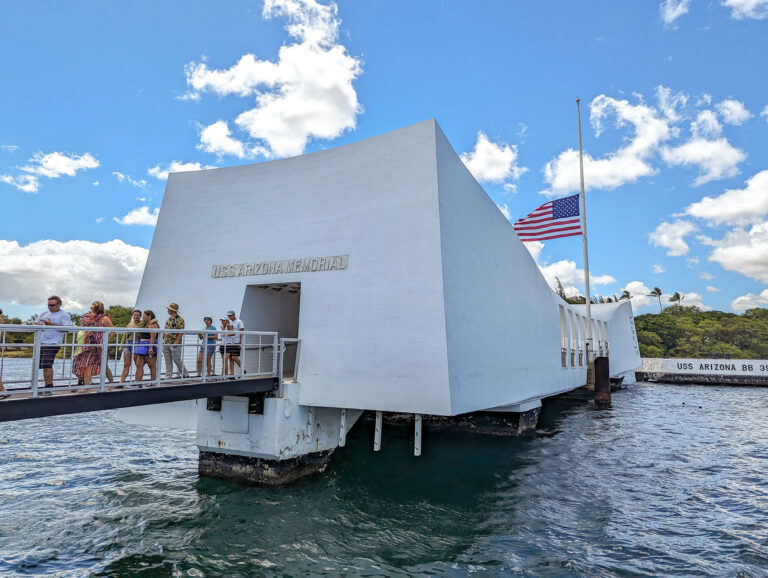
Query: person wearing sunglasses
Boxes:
[{"xmin": 34, "ymin": 295, "xmax": 72, "ymax": 394}]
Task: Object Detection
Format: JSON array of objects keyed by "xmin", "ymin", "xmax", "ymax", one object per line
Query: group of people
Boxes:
[
  {"xmin": 119, "ymin": 303, "xmax": 246, "ymax": 383},
  {"xmin": 0, "ymin": 297, "xmax": 247, "ymax": 396}
]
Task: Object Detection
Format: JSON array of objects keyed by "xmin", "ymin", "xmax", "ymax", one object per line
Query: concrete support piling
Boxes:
[
  {"xmin": 594, "ymin": 356, "xmax": 611, "ymax": 408},
  {"xmin": 374, "ymin": 411, "xmax": 382, "ymax": 451}
]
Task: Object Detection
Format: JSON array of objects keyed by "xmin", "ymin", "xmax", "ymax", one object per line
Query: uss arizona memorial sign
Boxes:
[{"xmin": 211, "ymin": 254, "xmax": 349, "ymax": 279}]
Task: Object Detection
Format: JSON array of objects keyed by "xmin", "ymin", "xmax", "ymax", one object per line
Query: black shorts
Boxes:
[
  {"xmin": 224, "ymin": 344, "xmax": 241, "ymax": 357},
  {"xmin": 39, "ymin": 345, "xmax": 61, "ymax": 369}
]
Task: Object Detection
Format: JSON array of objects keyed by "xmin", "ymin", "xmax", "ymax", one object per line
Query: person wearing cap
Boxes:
[
  {"xmin": 163, "ymin": 302, "xmax": 189, "ymax": 380},
  {"xmin": 222, "ymin": 310, "xmax": 245, "ymax": 376}
]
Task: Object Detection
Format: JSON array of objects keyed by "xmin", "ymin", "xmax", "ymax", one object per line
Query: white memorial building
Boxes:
[{"xmin": 128, "ymin": 119, "xmax": 641, "ymax": 483}]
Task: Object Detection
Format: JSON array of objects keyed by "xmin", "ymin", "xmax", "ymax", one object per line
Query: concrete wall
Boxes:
[
  {"xmin": 434, "ymin": 125, "xmax": 578, "ymax": 414},
  {"xmin": 138, "ymin": 120, "xmax": 452, "ymax": 415},
  {"xmin": 575, "ymin": 301, "xmax": 642, "ymax": 376},
  {"xmin": 132, "ymin": 119, "xmax": 641, "ymax": 422}
]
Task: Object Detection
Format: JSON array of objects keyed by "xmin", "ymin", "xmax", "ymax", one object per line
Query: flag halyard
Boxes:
[{"xmin": 513, "ymin": 193, "xmax": 583, "ymax": 242}]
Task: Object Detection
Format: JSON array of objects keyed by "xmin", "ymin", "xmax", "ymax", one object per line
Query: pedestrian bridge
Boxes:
[{"xmin": 0, "ymin": 324, "xmax": 300, "ymax": 423}]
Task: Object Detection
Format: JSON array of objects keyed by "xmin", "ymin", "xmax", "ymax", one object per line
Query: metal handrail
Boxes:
[
  {"xmin": 277, "ymin": 338, "xmax": 302, "ymax": 397},
  {"xmin": 0, "ymin": 324, "xmax": 279, "ymax": 397}
]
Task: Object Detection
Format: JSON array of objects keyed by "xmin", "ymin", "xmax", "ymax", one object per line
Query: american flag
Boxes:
[{"xmin": 513, "ymin": 193, "xmax": 583, "ymax": 242}]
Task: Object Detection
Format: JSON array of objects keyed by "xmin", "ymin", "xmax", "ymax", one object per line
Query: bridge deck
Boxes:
[{"xmin": 0, "ymin": 377, "xmax": 277, "ymax": 423}]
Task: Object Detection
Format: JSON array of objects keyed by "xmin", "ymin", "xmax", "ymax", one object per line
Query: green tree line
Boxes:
[{"xmin": 635, "ymin": 306, "xmax": 768, "ymax": 359}]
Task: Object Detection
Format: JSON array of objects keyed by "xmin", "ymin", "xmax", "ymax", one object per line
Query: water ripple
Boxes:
[{"xmin": 0, "ymin": 383, "xmax": 767, "ymax": 576}]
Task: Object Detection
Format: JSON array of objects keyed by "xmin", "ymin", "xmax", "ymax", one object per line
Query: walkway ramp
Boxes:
[
  {"xmin": 0, "ymin": 324, "xmax": 299, "ymax": 423},
  {"xmin": 0, "ymin": 377, "xmax": 276, "ymax": 423}
]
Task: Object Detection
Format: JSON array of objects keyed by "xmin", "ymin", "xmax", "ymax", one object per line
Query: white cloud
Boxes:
[
  {"xmin": 761, "ymin": 105, "xmax": 768, "ymax": 124},
  {"xmin": 497, "ymin": 204, "xmax": 511, "ymax": 220},
  {"xmin": 690, "ymin": 110, "xmax": 723, "ymax": 139},
  {"xmin": 0, "ymin": 239, "xmax": 148, "ymax": 310},
  {"xmin": 708, "ymin": 221, "xmax": 768, "ymax": 282},
  {"xmin": 678, "ymin": 291, "xmax": 711, "ymax": 310},
  {"xmin": 20, "ymin": 151, "xmax": 99, "ymax": 178},
  {"xmin": 184, "ymin": 0, "xmax": 362, "ymax": 159},
  {"xmin": 649, "ymin": 219, "xmax": 697, "ymax": 256},
  {"xmin": 722, "ymin": 0, "xmax": 768, "ymax": 19},
  {"xmin": 1, "ymin": 151, "xmax": 99, "ymax": 193},
  {"xmin": 0, "ymin": 174, "xmax": 39, "ymax": 193},
  {"xmin": 542, "ymin": 94, "xmax": 673, "ymax": 196},
  {"xmin": 113, "ymin": 206, "xmax": 160, "ymax": 226},
  {"xmin": 706, "ymin": 285, "xmax": 721, "ymax": 292},
  {"xmin": 661, "ymin": 136, "xmax": 745, "ymax": 186},
  {"xmin": 524, "ymin": 241, "xmax": 545, "ymax": 262},
  {"xmin": 715, "ymin": 99, "xmax": 752, "ymax": 125},
  {"xmin": 0, "ymin": 144, "xmax": 18, "ymax": 153},
  {"xmin": 113, "ymin": 171, "xmax": 147, "ymax": 188},
  {"xmin": 539, "ymin": 259, "xmax": 615, "ymax": 296},
  {"xmin": 696, "ymin": 93, "xmax": 713, "ymax": 107},
  {"xmin": 95, "ymin": 217, "xmax": 105, "ymax": 223},
  {"xmin": 732, "ymin": 289, "xmax": 768, "ymax": 311},
  {"xmin": 197, "ymin": 120, "xmax": 268, "ymax": 159},
  {"xmin": 700, "ymin": 272, "xmax": 714, "ymax": 280},
  {"xmin": 623, "ymin": 280, "xmax": 652, "ymax": 308},
  {"xmin": 660, "ymin": 0, "xmax": 691, "ymax": 24},
  {"xmin": 685, "ymin": 170, "xmax": 768, "ymax": 225},
  {"xmin": 656, "ymin": 85, "xmax": 688, "ymax": 122},
  {"xmin": 653, "ymin": 264, "xmax": 666, "ymax": 273},
  {"xmin": 461, "ymin": 132, "xmax": 527, "ymax": 186},
  {"xmin": 92, "ymin": 181, "xmax": 100, "ymax": 187},
  {"xmin": 148, "ymin": 161, "xmax": 217, "ymax": 181}
]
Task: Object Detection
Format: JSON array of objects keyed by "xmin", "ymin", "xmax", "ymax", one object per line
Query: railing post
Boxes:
[
  {"xmin": 240, "ymin": 332, "xmax": 247, "ymax": 379},
  {"xmin": 277, "ymin": 339, "xmax": 285, "ymax": 397},
  {"xmin": 293, "ymin": 339, "xmax": 301, "ymax": 383},
  {"xmin": 0, "ymin": 327, "xmax": 6, "ymax": 382},
  {"xmin": 99, "ymin": 328, "xmax": 109, "ymax": 392},
  {"xmin": 155, "ymin": 334, "xmax": 162, "ymax": 388},
  {"xmin": 272, "ymin": 333, "xmax": 279, "ymax": 377},
  {"xmin": 31, "ymin": 331, "xmax": 41, "ymax": 397},
  {"xmin": 202, "ymin": 331, "xmax": 208, "ymax": 384}
]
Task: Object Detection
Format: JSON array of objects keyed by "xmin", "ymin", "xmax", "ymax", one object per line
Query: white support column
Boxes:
[
  {"xmin": 339, "ymin": 408, "xmax": 347, "ymax": 447},
  {"xmin": 99, "ymin": 328, "xmax": 110, "ymax": 392},
  {"xmin": 31, "ymin": 333, "xmax": 41, "ymax": 397},
  {"xmin": 374, "ymin": 410, "xmax": 383, "ymax": 451},
  {"xmin": 306, "ymin": 406, "xmax": 315, "ymax": 437},
  {"xmin": 414, "ymin": 413, "xmax": 422, "ymax": 457},
  {"xmin": 155, "ymin": 337, "xmax": 162, "ymax": 388}
]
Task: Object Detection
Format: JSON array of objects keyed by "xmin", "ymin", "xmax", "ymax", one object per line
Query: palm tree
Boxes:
[
  {"xmin": 668, "ymin": 291, "xmax": 685, "ymax": 306},
  {"xmin": 620, "ymin": 289, "xmax": 632, "ymax": 301},
  {"xmin": 648, "ymin": 287, "xmax": 663, "ymax": 312}
]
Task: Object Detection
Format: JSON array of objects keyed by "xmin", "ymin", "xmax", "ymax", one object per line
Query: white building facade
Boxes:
[{"xmin": 128, "ymin": 119, "xmax": 641, "ymax": 483}]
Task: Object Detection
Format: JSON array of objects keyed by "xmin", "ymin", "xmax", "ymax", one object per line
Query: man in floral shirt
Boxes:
[{"xmin": 163, "ymin": 302, "xmax": 189, "ymax": 379}]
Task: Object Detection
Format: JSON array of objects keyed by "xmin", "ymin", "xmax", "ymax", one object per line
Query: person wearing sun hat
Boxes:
[
  {"xmin": 221, "ymin": 309, "xmax": 245, "ymax": 376},
  {"xmin": 163, "ymin": 302, "xmax": 189, "ymax": 380}
]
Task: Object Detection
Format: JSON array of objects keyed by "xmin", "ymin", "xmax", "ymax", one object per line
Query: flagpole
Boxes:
[{"xmin": 576, "ymin": 99, "xmax": 593, "ymax": 365}]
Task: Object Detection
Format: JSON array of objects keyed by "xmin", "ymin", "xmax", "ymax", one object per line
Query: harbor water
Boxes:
[{"xmin": 0, "ymin": 364, "xmax": 766, "ymax": 575}]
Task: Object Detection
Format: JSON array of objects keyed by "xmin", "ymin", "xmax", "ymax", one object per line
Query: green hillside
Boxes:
[{"xmin": 634, "ymin": 306, "xmax": 768, "ymax": 359}]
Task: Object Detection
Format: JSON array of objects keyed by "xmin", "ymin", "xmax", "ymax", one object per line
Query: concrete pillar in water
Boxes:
[
  {"xmin": 594, "ymin": 356, "xmax": 611, "ymax": 409},
  {"xmin": 487, "ymin": 398, "xmax": 542, "ymax": 435},
  {"xmin": 196, "ymin": 382, "xmax": 362, "ymax": 485}
]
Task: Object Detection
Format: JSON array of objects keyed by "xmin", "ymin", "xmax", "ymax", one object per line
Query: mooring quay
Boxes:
[{"xmin": 637, "ymin": 357, "xmax": 768, "ymax": 386}]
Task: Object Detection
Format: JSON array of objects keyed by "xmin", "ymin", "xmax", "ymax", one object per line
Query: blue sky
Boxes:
[{"xmin": 2, "ymin": 0, "xmax": 767, "ymax": 318}]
